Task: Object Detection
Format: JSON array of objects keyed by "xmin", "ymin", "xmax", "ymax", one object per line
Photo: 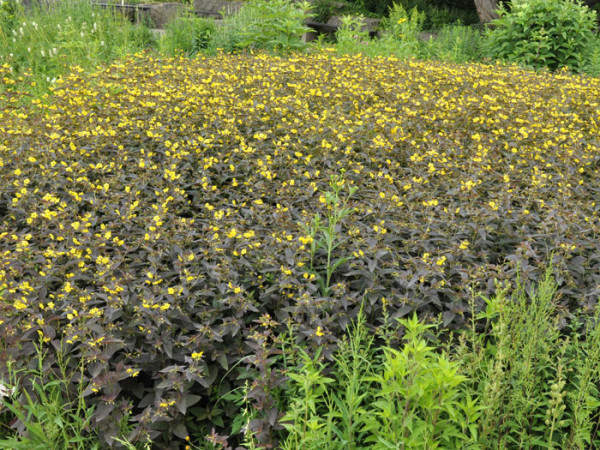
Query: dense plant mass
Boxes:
[
  {"xmin": 486, "ymin": 0, "xmax": 598, "ymax": 72},
  {"xmin": 1, "ymin": 52, "xmax": 600, "ymax": 446}
]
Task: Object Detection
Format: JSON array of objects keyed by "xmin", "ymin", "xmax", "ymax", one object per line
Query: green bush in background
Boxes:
[{"xmin": 485, "ymin": 0, "xmax": 598, "ymax": 72}]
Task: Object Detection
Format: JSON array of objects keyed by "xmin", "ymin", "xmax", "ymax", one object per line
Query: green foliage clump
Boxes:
[
  {"xmin": 192, "ymin": 0, "xmax": 312, "ymax": 55},
  {"xmin": 334, "ymin": 15, "xmax": 372, "ymax": 55},
  {"xmin": 381, "ymin": 2, "xmax": 425, "ymax": 43},
  {"xmin": 362, "ymin": 314, "xmax": 475, "ymax": 448},
  {"xmin": 335, "ymin": 4, "xmax": 424, "ymax": 58},
  {"xmin": 0, "ymin": 338, "xmax": 100, "ymax": 449},
  {"xmin": 236, "ymin": 0, "xmax": 313, "ymax": 53},
  {"xmin": 161, "ymin": 16, "xmax": 216, "ymax": 56},
  {"xmin": 460, "ymin": 267, "xmax": 600, "ymax": 448},
  {"xmin": 0, "ymin": 0, "xmax": 19, "ymax": 32},
  {"xmin": 280, "ymin": 309, "xmax": 478, "ymax": 449},
  {"xmin": 419, "ymin": 24, "xmax": 483, "ymax": 63},
  {"xmin": 485, "ymin": 0, "xmax": 598, "ymax": 72},
  {"xmin": 395, "ymin": 0, "xmax": 479, "ymax": 30}
]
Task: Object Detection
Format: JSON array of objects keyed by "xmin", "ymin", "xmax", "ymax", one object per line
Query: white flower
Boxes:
[{"xmin": 0, "ymin": 383, "xmax": 15, "ymax": 399}]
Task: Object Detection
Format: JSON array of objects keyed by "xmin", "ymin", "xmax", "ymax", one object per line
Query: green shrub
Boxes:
[
  {"xmin": 280, "ymin": 309, "xmax": 479, "ymax": 449},
  {"xmin": 335, "ymin": 4, "xmax": 424, "ymax": 59},
  {"xmin": 485, "ymin": 0, "xmax": 598, "ymax": 72},
  {"xmin": 395, "ymin": 0, "xmax": 479, "ymax": 30},
  {"xmin": 0, "ymin": 338, "xmax": 100, "ymax": 449},
  {"xmin": 361, "ymin": 313, "xmax": 476, "ymax": 448},
  {"xmin": 380, "ymin": 2, "xmax": 425, "ymax": 44},
  {"xmin": 0, "ymin": 0, "xmax": 20, "ymax": 32},
  {"xmin": 586, "ymin": 34, "xmax": 600, "ymax": 75},
  {"xmin": 204, "ymin": 4, "xmax": 260, "ymax": 54},
  {"xmin": 334, "ymin": 15, "xmax": 372, "ymax": 55},
  {"xmin": 202, "ymin": 0, "xmax": 312, "ymax": 55}
]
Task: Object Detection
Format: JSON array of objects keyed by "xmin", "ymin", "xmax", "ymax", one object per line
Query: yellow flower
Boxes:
[
  {"xmin": 315, "ymin": 326, "xmax": 325, "ymax": 337},
  {"xmin": 14, "ymin": 300, "xmax": 27, "ymax": 310}
]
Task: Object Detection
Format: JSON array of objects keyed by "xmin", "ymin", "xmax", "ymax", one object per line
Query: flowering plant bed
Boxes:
[{"xmin": 1, "ymin": 52, "xmax": 600, "ymax": 446}]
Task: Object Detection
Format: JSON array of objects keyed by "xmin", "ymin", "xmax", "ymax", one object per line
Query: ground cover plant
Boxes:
[{"xmin": 1, "ymin": 47, "xmax": 600, "ymax": 447}]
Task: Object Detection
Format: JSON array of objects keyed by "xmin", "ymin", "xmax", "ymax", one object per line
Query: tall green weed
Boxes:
[
  {"xmin": 0, "ymin": 0, "xmax": 154, "ymax": 95},
  {"xmin": 0, "ymin": 338, "xmax": 98, "ymax": 449},
  {"xmin": 419, "ymin": 24, "xmax": 483, "ymax": 63},
  {"xmin": 277, "ymin": 265, "xmax": 600, "ymax": 448},
  {"xmin": 335, "ymin": 4, "xmax": 424, "ymax": 58}
]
